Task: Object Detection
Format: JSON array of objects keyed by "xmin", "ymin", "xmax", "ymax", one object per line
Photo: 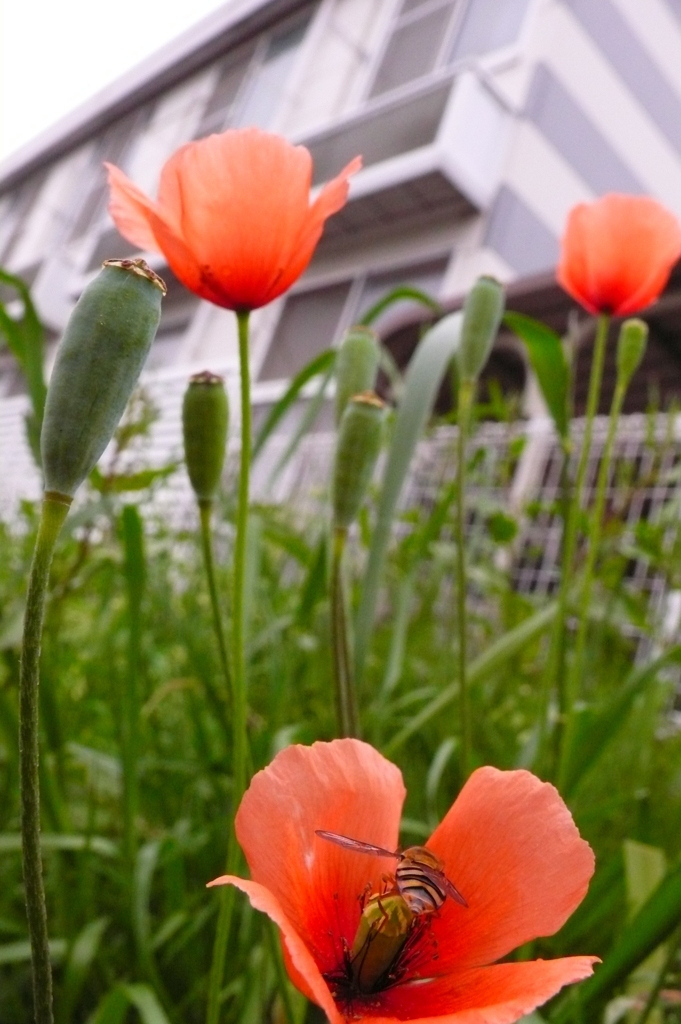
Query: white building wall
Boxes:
[{"xmin": 1, "ymin": 0, "xmax": 681, "ymax": 508}]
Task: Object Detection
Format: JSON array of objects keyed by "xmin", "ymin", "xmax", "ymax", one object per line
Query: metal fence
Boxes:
[{"xmin": 2, "ymin": 366, "xmax": 681, "ymax": 652}]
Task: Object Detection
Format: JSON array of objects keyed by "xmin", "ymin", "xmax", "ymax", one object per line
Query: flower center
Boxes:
[
  {"xmin": 325, "ymin": 887, "xmax": 439, "ymax": 1013},
  {"xmin": 349, "ymin": 891, "xmax": 413, "ymax": 994}
]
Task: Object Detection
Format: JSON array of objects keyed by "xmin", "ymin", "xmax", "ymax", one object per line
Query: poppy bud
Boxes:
[
  {"xmin": 335, "ymin": 326, "xmax": 380, "ymax": 425},
  {"xmin": 332, "ymin": 391, "xmax": 385, "ymax": 530},
  {"xmin": 456, "ymin": 276, "xmax": 505, "ymax": 382},
  {"xmin": 616, "ymin": 318, "xmax": 647, "ymax": 388},
  {"xmin": 182, "ymin": 371, "xmax": 229, "ymax": 505},
  {"xmin": 41, "ymin": 259, "xmax": 165, "ymax": 499}
]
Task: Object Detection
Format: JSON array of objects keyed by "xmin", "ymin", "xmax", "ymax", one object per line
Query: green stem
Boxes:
[
  {"xmin": 537, "ymin": 440, "xmax": 572, "ymax": 768},
  {"xmin": 558, "ymin": 371, "xmax": 625, "ymax": 788},
  {"xmin": 20, "ymin": 493, "xmax": 71, "ymax": 1024},
  {"xmin": 635, "ymin": 923, "xmax": 681, "ymax": 1024},
  {"xmin": 266, "ymin": 920, "xmax": 296, "ymax": 1024},
  {"xmin": 199, "ymin": 501, "xmax": 233, "ymax": 711},
  {"xmin": 551, "ymin": 313, "xmax": 609, "ymax": 775},
  {"xmin": 455, "ymin": 378, "xmax": 474, "ymax": 780},
  {"xmin": 330, "ymin": 527, "xmax": 359, "ymax": 737},
  {"xmin": 120, "ymin": 506, "xmax": 144, "ymax": 875},
  {"xmin": 206, "ymin": 310, "xmax": 251, "ymax": 1024}
]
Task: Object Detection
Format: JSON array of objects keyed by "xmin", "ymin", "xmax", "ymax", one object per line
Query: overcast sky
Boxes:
[{"xmin": 0, "ymin": 0, "xmax": 229, "ymax": 163}]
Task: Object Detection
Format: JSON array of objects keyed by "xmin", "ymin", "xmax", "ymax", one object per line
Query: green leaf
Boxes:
[
  {"xmin": 133, "ymin": 840, "xmax": 162, "ymax": 956},
  {"xmin": 122, "ymin": 504, "xmax": 146, "ymax": 608},
  {"xmin": 252, "ymin": 348, "xmax": 336, "ymax": 462},
  {"xmin": 560, "ymin": 646, "xmax": 681, "ymax": 797},
  {"xmin": 553, "ymin": 857, "xmax": 681, "ymax": 1020},
  {"xmin": 89, "ymin": 987, "xmax": 130, "ymax": 1024},
  {"xmin": 0, "ymin": 938, "xmax": 66, "ymax": 965},
  {"xmin": 270, "ymin": 360, "xmax": 337, "ymax": 480},
  {"xmin": 359, "ymin": 285, "xmax": 441, "ymax": 327},
  {"xmin": 121, "ymin": 984, "xmax": 172, "ymax": 1024},
  {"xmin": 624, "ymin": 840, "xmax": 666, "ymax": 917},
  {"xmin": 90, "ymin": 985, "xmax": 171, "ymax": 1024},
  {"xmin": 504, "ymin": 311, "xmax": 569, "ymax": 440},
  {"xmin": 384, "ymin": 602, "xmax": 557, "ymax": 755},
  {"xmin": 487, "ymin": 510, "xmax": 518, "ymax": 544},
  {"xmin": 0, "ymin": 609, "xmax": 24, "ymax": 650},
  {"xmin": 0, "ymin": 833, "xmax": 117, "ymax": 856},
  {"xmin": 0, "ymin": 265, "xmax": 47, "ymax": 466},
  {"xmin": 354, "ymin": 311, "xmax": 463, "ymax": 682},
  {"xmin": 89, "ymin": 465, "xmax": 179, "ymax": 493},
  {"xmin": 58, "ymin": 917, "xmax": 108, "ymax": 1024}
]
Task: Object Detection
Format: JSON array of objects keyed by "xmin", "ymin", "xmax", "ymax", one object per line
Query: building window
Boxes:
[
  {"xmin": 0, "ymin": 170, "xmax": 49, "ymax": 267},
  {"xmin": 145, "ymin": 266, "xmax": 199, "ymax": 370},
  {"xmin": 257, "ymin": 256, "xmax": 449, "ymax": 383},
  {"xmin": 235, "ymin": 18, "xmax": 311, "ymax": 130},
  {"xmin": 194, "ymin": 44, "xmax": 256, "ymax": 138},
  {"xmin": 369, "ymin": 0, "xmax": 457, "ymax": 99},
  {"xmin": 195, "ymin": 12, "xmax": 313, "ymax": 138},
  {"xmin": 448, "ymin": 0, "xmax": 532, "ymax": 60},
  {"xmin": 258, "ymin": 281, "xmax": 353, "ymax": 381},
  {"xmin": 69, "ymin": 107, "xmax": 152, "ymax": 242},
  {"xmin": 369, "ymin": 0, "xmax": 531, "ymax": 99}
]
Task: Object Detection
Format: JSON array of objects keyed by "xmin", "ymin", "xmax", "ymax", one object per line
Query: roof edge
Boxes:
[{"xmin": 0, "ymin": 0, "xmax": 308, "ymax": 194}]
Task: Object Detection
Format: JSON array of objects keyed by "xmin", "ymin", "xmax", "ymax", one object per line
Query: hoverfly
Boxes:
[{"xmin": 315, "ymin": 830, "xmax": 467, "ymax": 913}]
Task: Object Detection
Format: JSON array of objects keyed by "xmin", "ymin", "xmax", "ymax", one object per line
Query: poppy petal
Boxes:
[
  {"xmin": 157, "ymin": 129, "xmax": 314, "ymax": 309},
  {"xmin": 105, "ymin": 128, "xmax": 359, "ymax": 310},
  {"xmin": 369, "ymin": 956, "xmax": 598, "ymax": 1024},
  {"xmin": 425, "ymin": 768, "xmax": 594, "ymax": 969},
  {"xmin": 105, "ymin": 163, "xmax": 162, "ymax": 253},
  {"xmin": 234, "ymin": 739, "xmax": 406, "ymax": 975},
  {"xmin": 557, "ymin": 194, "xmax": 681, "ymax": 316},
  {"xmin": 207, "ymin": 876, "xmax": 344, "ymax": 1024},
  {"xmin": 105, "ymin": 161, "xmax": 223, "ymax": 304},
  {"xmin": 270, "ymin": 156, "xmax": 363, "ymax": 302}
]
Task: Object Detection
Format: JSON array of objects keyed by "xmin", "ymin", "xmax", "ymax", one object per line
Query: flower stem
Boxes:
[
  {"xmin": 20, "ymin": 493, "xmax": 71, "ymax": 1024},
  {"xmin": 206, "ymin": 310, "xmax": 251, "ymax": 1024},
  {"xmin": 455, "ymin": 378, "xmax": 474, "ymax": 780},
  {"xmin": 199, "ymin": 500, "xmax": 232, "ymax": 711},
  {"xmin": 558, "ymin": 364, "xmax": 627, "ymax": 789},
  {"xmin": 551, "ymin": 313, "xmax": 609, "ymax": 774},
  {"xmin": 536, "ymin": 440, "xmax": 571, "ymax": 766},
  {"xmin": 330, "ymin": 526, "xmax": 359, "ymax": 737}
]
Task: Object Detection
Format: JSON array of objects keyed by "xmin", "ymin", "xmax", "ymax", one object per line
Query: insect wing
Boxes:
[
  {"xmin": 315, "ymin": 830, "xmax": 398, "ymax": 859},
  {"xmin": 437, "ymin": 870, "xmax": 468, "ymax": 908}
]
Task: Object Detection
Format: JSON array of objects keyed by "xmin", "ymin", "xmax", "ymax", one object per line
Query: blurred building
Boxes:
[{"xmin": 1, "ymin": 0, "xmax": 681, "ymax": 502}]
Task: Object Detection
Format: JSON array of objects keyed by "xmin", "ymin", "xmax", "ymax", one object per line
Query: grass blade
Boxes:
[
  {"xmin": 354, "ymin": 312, "xmax": 463, "ymax": 682},
  {"xmin": 561, "ymin": 646, "xmax": 681, "ymax": 797},
  {"xmin": 252, "ymin": 349, "xmax": 336, "ymax": 462},
  {"xmin": 552, "ymin": 858, "xmax": 681, "ymax": 1021},
  {"xmin": 504, "ymin": 311, "xmax": 569, "ymax": 441},
  {"xmin": 384, "ymin": 602, "xmax": 557, "ymax": 755},
  {"xmin": 0, "ymin": 266, "xmax": 47, "ymax": 466},
  {"xmin": 58, "ymin": 917, "xmax": 108, "ymax": 1024},
  {"xmin": 359, "ymin": 285, "xmax": 441, "ymax": 327},
  {"xmin": 121, "ymin": 984, "xmax": 172, "ymax": 1024}
]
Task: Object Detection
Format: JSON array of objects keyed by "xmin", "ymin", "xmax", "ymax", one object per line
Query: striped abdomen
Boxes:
[{"xmin": 395, "ymin": 847, "xmax": 447, "ymax": 914}]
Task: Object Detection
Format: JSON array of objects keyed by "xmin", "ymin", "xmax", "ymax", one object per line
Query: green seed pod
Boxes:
[
  {"xmin": 182, "ymin": 371, "xmax": 229, "ymax": 504},
  {"xmin": 332, "ymin": 391, "xmax": 385, "ymax": 530},
  {"xmin": 335, "ymin": 326, "xmax": 380, "ymax": 425},
  {"xmin": 616, "ymin": 318, "xmax": 648, "ymax": 389},
  {"xmin": 456, "ymin": 276, "xmax": 505, "ymax": 382},
  {"xmin": 41, "ymin": 259, "xmax": 165, "ymax": 498}
]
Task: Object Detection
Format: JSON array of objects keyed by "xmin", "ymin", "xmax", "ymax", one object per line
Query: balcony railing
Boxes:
[{"xmin": 301, "ymin": 71, "xmax": 513, "ymax": 245}]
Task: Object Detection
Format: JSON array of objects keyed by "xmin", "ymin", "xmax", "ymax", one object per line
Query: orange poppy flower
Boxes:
[
  {"xmin": 557, "ymin": 193, "xmax": 681, "ymax": 316},
  {"xmin": 209, "ymin": 740, "xmax": 597, "ymax": 1024},
  {"xmin": 105, "ymin": 128, "xmax": 361, "ymax": 312}
]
